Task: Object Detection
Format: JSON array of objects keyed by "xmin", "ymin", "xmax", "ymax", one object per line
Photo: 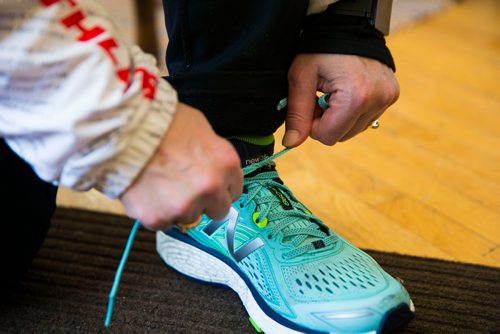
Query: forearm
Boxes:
[{"xmin": 0, "ymin": 0, "xmax": 177, "ymax": 198}]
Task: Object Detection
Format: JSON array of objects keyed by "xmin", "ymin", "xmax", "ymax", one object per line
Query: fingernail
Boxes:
[{"xmin": 282, "ymin": 129, "xmax": 300, "ymax": 147}]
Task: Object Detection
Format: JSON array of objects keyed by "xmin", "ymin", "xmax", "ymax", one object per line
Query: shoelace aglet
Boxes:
[
  {"xmin": 276, "ymin": 93, "xmax": 331, "ymax": 111},
  {"xmin": 104, "ymin": 297, "xmax": 115, "ymax": 328},
  {"xmin": 104, "ymin": 220, "xmax": 141, "ymax": 328}
]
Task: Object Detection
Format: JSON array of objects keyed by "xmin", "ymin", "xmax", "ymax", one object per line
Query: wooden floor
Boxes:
[{"xmin": 57, "ymin": 0, "xmax": 500, "ymax": 267}]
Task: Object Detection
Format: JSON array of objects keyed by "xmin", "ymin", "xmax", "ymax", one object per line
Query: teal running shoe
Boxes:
[{"xmin": 157, "ymin": 143, "xmax": 414, "ymax": 334}]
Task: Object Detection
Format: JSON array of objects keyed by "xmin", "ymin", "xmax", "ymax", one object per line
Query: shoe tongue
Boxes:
[{"xmin": 229, "ymin": 136, "xmax": 275, "ymax": 167}]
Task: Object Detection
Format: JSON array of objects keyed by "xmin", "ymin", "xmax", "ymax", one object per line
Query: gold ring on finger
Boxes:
[{"xmin": 175, "ymin": 216, "xmax": 202, "ymax": 233}]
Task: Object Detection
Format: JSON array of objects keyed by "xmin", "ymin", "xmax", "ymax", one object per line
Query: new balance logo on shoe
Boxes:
[
  {"xmin": 202, "ymin": 207, "xmax": 264, "ymax": 262},
  {"xmin": 245, "ymin": 155, "xmax": 269, "ymax": 166}
]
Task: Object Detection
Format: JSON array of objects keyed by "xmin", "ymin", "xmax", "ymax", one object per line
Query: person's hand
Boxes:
[
  {"xmin": 283, "ymin": 54, "xmax": 399, "ymax": 147},
  {"xmin": 120, "ymin": 103, "xmax": 243, "ymax": 230}
]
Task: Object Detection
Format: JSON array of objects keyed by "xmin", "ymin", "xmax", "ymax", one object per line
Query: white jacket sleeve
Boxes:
[{"xmin": 0, "ymin": 0, "xmax": 178, "ymax": 199}]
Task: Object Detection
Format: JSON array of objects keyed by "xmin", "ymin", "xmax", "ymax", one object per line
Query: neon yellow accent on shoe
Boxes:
[
  {"xmin": 252, "ymin": 212, "xmax": 268, "ymax": 228},
  {"xmin": 249, "ymin": 317, "xmax": 264, "ymax": 333}
]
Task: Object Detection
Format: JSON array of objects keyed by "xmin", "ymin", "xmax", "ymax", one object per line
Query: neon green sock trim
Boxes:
[{"xmin": 227, "ymin": 134, "xmax": 275, "ymax": 146}]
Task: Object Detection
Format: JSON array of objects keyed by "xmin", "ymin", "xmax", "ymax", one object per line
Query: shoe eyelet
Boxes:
[{"xmin": 252, "ymin": 212, "xmax": 268, "ymax": 228}]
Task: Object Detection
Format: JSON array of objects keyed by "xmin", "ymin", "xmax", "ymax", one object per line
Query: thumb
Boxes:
[{"xmin": 283, "ymin": 76, "xmax": 317, "ymax": 148}]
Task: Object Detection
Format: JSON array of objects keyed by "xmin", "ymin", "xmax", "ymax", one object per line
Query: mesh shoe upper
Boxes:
[{"xmin": 181, "ymin": 152, "xmax": 412, "ymax": 333}]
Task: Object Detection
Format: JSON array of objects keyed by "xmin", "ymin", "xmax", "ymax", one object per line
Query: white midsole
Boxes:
[
  {"xmin": 157, "ymin": 231, "xmax": 306, "ymax": 334},
  {"xmin": 156, "ymin": 232, "xmax": 382, "ymax": 334}
]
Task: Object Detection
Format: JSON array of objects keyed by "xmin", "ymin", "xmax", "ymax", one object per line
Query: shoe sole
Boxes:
[{"xmin": 157, "ymin": 230, "xmax": 414, "ymax": 334}]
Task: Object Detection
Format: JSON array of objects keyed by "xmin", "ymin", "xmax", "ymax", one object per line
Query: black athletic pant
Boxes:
[
  {"xmin": 0, "ymin": 140, "xmax": 58, "ymax": 297},
  {"xmin": 163, "ymin": 0, "xmax": 310, "ymax": 137}
]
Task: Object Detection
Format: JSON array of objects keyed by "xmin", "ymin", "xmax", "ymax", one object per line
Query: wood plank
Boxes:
[{"xmin": 275, "ymin": 155, "xmax": 454, "ymax": 260}]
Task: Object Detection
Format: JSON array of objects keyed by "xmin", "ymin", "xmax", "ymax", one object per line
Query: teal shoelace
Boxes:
[
  {"xmin": 104, "ymin": 219, "xmax": 140, "ymax": 328},
  {"xmin": 103, "ymin": 149, "xmax": 289, "ymax": 328},
  {"xmin": 105, "ymin": 95, "xmax": 333, "ymax": 327}
]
